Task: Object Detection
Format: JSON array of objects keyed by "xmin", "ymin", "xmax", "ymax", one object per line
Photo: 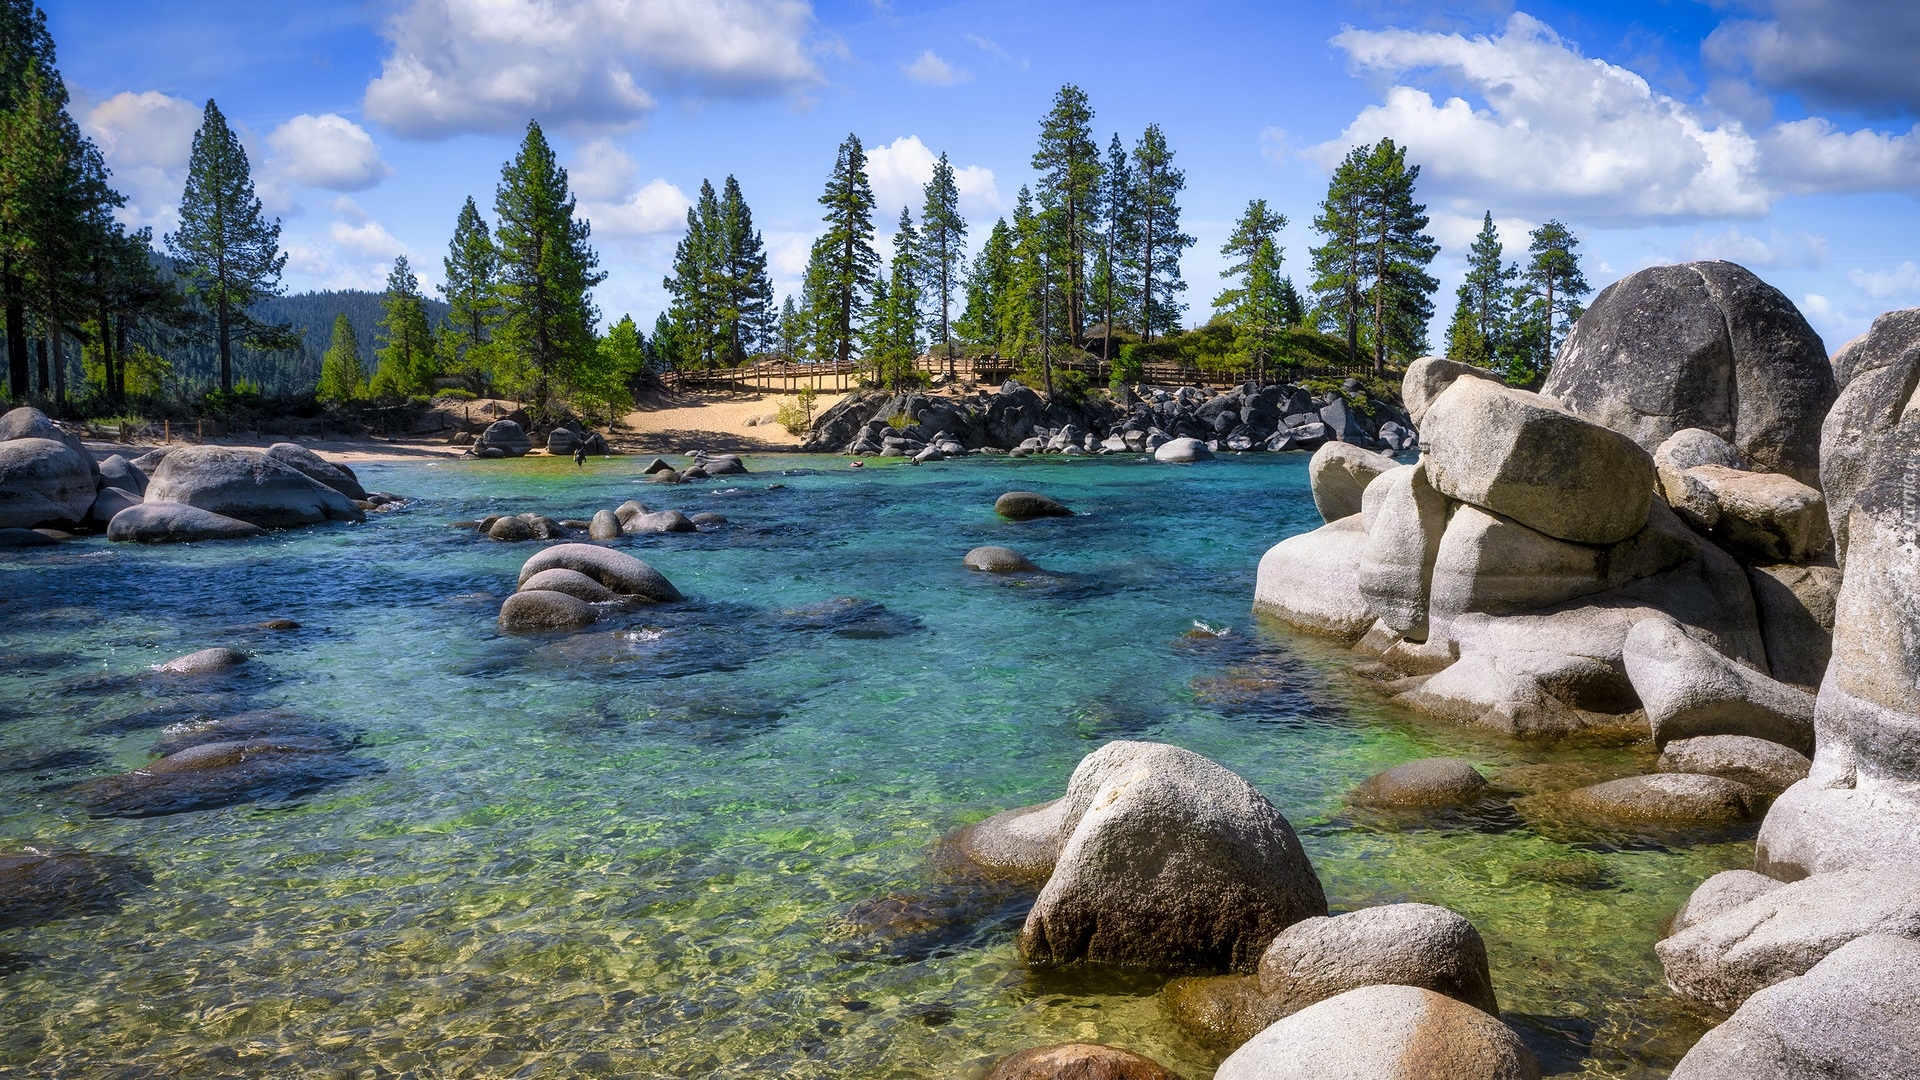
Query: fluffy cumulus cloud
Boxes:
[
  {"xmin": 903, "ymin": 50, "xmax": 968, "ymax": 86},
  {"xmin": 1682, "ymin": 226, "xmax": 1828, "ymax": 270},
  {"xmin": 265, "ymin": 114, "xmax": 392, "ymax": 192},
  {"xmin": 570, "ymin": 139, "xmax": 692, "ymax": 237},
  {"xmin": 1316, "ymin": 13, "xmax": 1920, "ymax": 226},
  {"xmin": 79, "ymin": 90, "xmax": 203, "ymax": 231},
  {"xmin": 1705, "ymin": 0, "xmax": 1920, "ymax": 116},
  {"xmin": 864, "ymin": 135, "xmax": 1000, "ymax": 217},
  {"xmin": 364, "ymin": 0, "xmax": 822, "ymax": 139}
]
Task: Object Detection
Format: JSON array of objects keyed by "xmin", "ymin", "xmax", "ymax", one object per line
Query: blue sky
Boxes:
[{"xmin": 46, "ymin": 0, "xmax": 1920, "ymax": 349}]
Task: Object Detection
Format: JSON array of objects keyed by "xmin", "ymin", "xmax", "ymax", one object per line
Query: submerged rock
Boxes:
[
  {"xmin": 623, "ymin": 509, "xmax": 697, "ymax": 534},
  {"xmin": 995, "ymin": 491, "xmax": 1074, "ymax": 520},
  {"xmin": 945, "ymin": 798, "xmax": 1069, "ymax": 883},
  {"xmin": 154, "ymin": 647, "xmax": 249, "ymax": 675},
  {"xmin": 984, "ymin": 1043, "xmax": 1180, "ymax": 1080},
  {"xmin": 964, "ymin": 546, "xmax": 1039, "ymax": 573},
  {"xmin": 1520, "ymin": 774, "xmax": 1758, "ymax": 832},
  {"xmin": 82, "ymin": 738, "xmax": 378, "ymax": 817},
  {"xmin": 1349, "ymin": 758, "xmax": 1489, "ymax": 810},
  {"xmin": 0, "ymin": 849, "xmax": 146, "ymax": 928}
]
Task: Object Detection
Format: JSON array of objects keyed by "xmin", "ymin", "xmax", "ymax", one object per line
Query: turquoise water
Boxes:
[{"xmin": 0, "ymin": 453, "xmax": 1741, "ymax": 1077}]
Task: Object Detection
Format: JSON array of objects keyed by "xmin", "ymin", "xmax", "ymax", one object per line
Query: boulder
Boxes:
[
  {"xmin": 155, "ymin": 647, "xmax": 248, "ymax": 675},
  {"xmin": 623, "ymin": 509, "xmax": 697, "ymax": 534},
  {"xmin": 983, "ymin": 1044, "xmax": 1179, "ymax": 1080},
  {"xmin": 1019, "ymin": 742, "xmax": 1326, "ymax": 971},
  {"xmin": 499, "ymin": 589, "xmax": 598, "ymax": 632},
  {"xmin": 1745, "ymin": 563, "xmax": 1838, "ymax": 689},
  {"xmin": 146, "ymin": 445, "xmax": 365, "ymax": 529},
  {"xmin": 1356, "ymin": 462, "xmax": 1449, "ymax": 639},
  {"xmin": 1161, "ymin": 975, "xmax": 1288, "ymax": 1054},
  {"xmin": 1521, "ymin": 774, "xmax": 1758, "ymax": 832},
  {"xmin": 1624, "ymin": 618, "xmax": 1815, "ymax": 753},
  {"xmin": 1682, "ymin": 465, "xmax": 1830, "ymax": 563},
  {"xmin": 1307, "ymin": 442, "xmax": 1399, "ymax": 524},
  {"xmin": 519, "ymin": 567, "xmax": 618, "ymax": 603},
  {"xmin": 1423, "ymin": 376, "xmax": 1655, "ymax": 545},
  {"xmin": 1318, "ymin": 397, "xmax": 1374, "ymax": 443},
  {"xmin": 588, "ymin": 509, "xmax": 621, "ymax": 540},
  {"xmin": 517, "ymin": 543, "xmax": 682, "ymax": 602},
  {"xmin": 80, "ymin": 738, "xmax": 374, "ymax": 817},
  {"xmin": 947, "ymin": 798, "xmax": 1069, "ymax": 883},
  {"xmin": 1543, "ymin": 260, "xmax": 1835, "ymax": 485},
  {"xmin": 1253, "ymin": 515, "xmax": 1375, "ymax": 641},
  {"xmin": 1656, "ymin": 868, "xmax": 1920, "ymax": 1011},
  {"xmin": 689, "ymin": 512, "xmax": 727, "ymax": 526},
  {"xmin": 614, "ymin": 500, "xmax": 649, "ymax": 528},
  {"xmin": 1401, "ymin": 356, "xmax": 1502, "ymax": 428},
  {"xmin": 698, "ymin": 454, "xmax": 746, "ymax": 475},
  {"xmin": 129, "ymin": 446, "xmax": 169, "ymax": 472},
  {"xmin": 0, "ymin": 526, "xmax": 56, "ymax": 547},
  {"xmin": 1658, "ymin": 736, "xmax": 1811, "ymax": 796},
  {"xmin": 84, "ymin": 485, "xmax": 142, "ymax": 528},
  {"xmin": 1214, "ymin": 985, "xmax": 1540, "ymax": 1080},
  {"xmin": 1153, "ymin": 436, "xmax": 1213, "ymax": 463},
  {"xmin": 96, "ymin": 453, "xmax": 148, "ymax": 496},
  {"xmin": 1668, "ymin": 934, "xmax": 1920, "ymax": 1080},
  {"xmin": 964, "ymin": 546, "xmax": 1039, "ymax": 573},
  {"xmin": 0, "ymin": 405, "xmax": 91, "ymax": 459},
  {"xmin": 1256, "ymin": 903, "xmax": 1498, "ymax": 1018},
  {"xmin": 546, "ymin": 429, "xmax": 579, "ymax": 455},
  {"xmin": 106, "ymin": 501, "xmax": 266, "ymax": 543},
  {"xmin": 1349, "ymin": 758, "xmax": 1489, "ymax": 809},
  {"xmin": 476, "ymin": 419, "xmax": 532, "ymax": 457},
  {"xmin": 487, "ymin": 515, "xmax": 533, "ymax": 541},
  {"xmin": 1654, "ymin": 428, "xmax": 1744, "ymax": 527},
  {"xmin": 0, "ymin": 436, "xmax": 97, "ymax": 528},
  {"xmin": 0, "ymin": 849, "xmax": 144, "ymax": 928},
  {"xmin": 262, "ymin": 442, "xmax": 367, "ymax": 500},
  {"xmin": 642, "ymin": 457, "xmax": 674, "ymax": 475},
  {"xmin": 995, "ymin": 491, "xmax": 1074, "ymax": 520},
  {"xmin": 1670, "ymin": 870, "xmax": 1784, "ymax": 936}
]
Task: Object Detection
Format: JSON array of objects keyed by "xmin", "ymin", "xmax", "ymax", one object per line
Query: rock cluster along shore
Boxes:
[
  {"xmin": 463, "ymin": 417, "xmax": 611, "ymax": 459},
  {"xmin": 1246, "ymin": 259, "xmax": 1920, "ymax": 1077},
  {"xmin": 0, "ymin": 409, "xmax": 401, "ymax": 544},
  {"xmin": 802, "ymin": 378, "xmax": 1418, "ymax": 459}
]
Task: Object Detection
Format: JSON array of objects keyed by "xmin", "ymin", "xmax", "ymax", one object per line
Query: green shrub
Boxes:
[{"xmin": 434, "ymin": 388, "xmax": 478, "ymax": 402}]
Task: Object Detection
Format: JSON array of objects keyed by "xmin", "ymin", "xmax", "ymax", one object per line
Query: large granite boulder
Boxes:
[
  {"xmin": 0, "ymin": 436, "xmax": 97, "ymax": 528},
  {"xmin": 1681, "ymin": 465, "xmax": 1830, "ymax": 564},
  {"xmin": 96, "ymin": 453, "xmax": 147, "ymax": 496},
  {"xmin": 1658, "ymin": 735, "xmax": 1811, "ymax": 796},
  {"xmin": 1401, "ymin": 355, "xmax": 1500, "ymax": 428},
  {"xmin": 1657, "ymin": 869, "xmax": 1920, "ymax": 1011},
  {"xmin": 1624, "ymin": 618, "xmax": 1815, "ymax": 753},
  {"xmin": 1423, "ymin": 375, "xmax": 1655, "ymax": 545},
  {"xmin": 1745, "ymin": 563, "xmax": 1839, "ymax": 690},
  {"xmin": 1308, "ymin": 442, "xmax": 1399, "ymax": 524},
  {"xmin": 1019, "ymin": 742, "xmax": 1326, "ymax": 971},
  {"xmin": 1254, "ymin": 515, "xmax": 1374, "ymax": 641},
  {"xmin": 83, "ymin": 485, "xmax": 142, "ymax": 528},
  {"xmin": 146, "ymin": 446, "xmax": 364, "ymax": 529},
  {"xmin": 1214, "ymin": 985, "xmax": 1540, "ymax": 1080},
  {"xmin": 475, "ymin": 419, "xmax": 532, "ymax": 457},
  {"xmin": 995, "ymin": 491, "xmax": 1074, "ymax": 520},
  {"xmin": 1758, "ymin": 310, "xmax": 1920, "ymax": 878},
  {"xmin": 516, "ymin": 544, "xmax": 682, "ymax": 602},
  {"xmin": 499, "ymin": 589, "xmax": 597, "ymax": 632},
  {"xmin": 262, "ymin": 442, "xmax": 366, "ymax": 500},
  {"xmin": 1153, "ymin": 436, "xmax": 1213, "ymax": 463},
  {"xmin": 983, "ymin": 1044, "xmax": 1180, "ymax": 1080},
  {"xmin": 106, "ymin": 501, "xmax": 266, "ymax": 543},
  {"xmin": 518, "ymin": 567, "xmax": 618, "ymax": 603},
  {"xmin": 1669, "ymin": 934, "xmax": 1920, "ymax": 1080},
  {"xmin": 1543, "ymin": 261, "xmax": 1834, "ymax": 485},
  {"xmin": 1256, "ymin": 903, "xmax": 1499, "ymax": 1016}
]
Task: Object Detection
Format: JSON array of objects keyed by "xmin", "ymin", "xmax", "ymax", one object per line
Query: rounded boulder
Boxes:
[
  {"xmin": 0, "ymin": 437, "xmax": 97, "ymax": 528},
  {"xmin": 984, "ymin": 1043, "xmax": 1180, "ymax": 1080},
  {"xmin": 146, "ymin": 445, "xmax": 365, "ymax": 529},
  {"xmin": 499, "ymin": 589, "xmax": 598, "ymax": 632},
  {"xmin": 1350, "ymin": 758, "xmax": 1489, "ymax": 810},
  {"xmin": 1215, "ymin": 985, "xmax": 1540, "ymax": 1080},
  {"xmin": 965, "ymin": 545, "xmax": 1039, "ymax": 573},
  {"xmin": 519, "ymin": 567, "xmax": 619, "ymax": 603},
  {"xmin": 106, "ymin": 501, "xmax": 266, "ymax": 543},
  {"xmin": 517, "ymin": 543, "xmax": 682, "ymax": 602},
  {"xmin": 995, "ymin": 491, "xmax": 1074, "ymax": 520}
]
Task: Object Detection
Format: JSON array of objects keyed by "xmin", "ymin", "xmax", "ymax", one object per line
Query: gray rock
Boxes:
[
  {"xmin": 1683, "ymin": 464, "xmax": 1831, "ymax": 563},
  {"xmin": 0, "ymin": 406, "xmax": 93, "ymax": 464},
  {"xmin": 1153, "ymin": 436, "xmax": 1213, "ymax": 463},
  {"xmin": 518, "ymin": 567, "xmax": 618, "ymax": 603},
  {"xmin": 546, "ymin": 428, "xmax": 579, "ymax": 454},
  {"xmin": 1424, "ymin": 376, "xmax": 1655, "ymax": 545},
  {"xmin": 1257, "ymin": 903, "xmax": 1498, "ymax": 1017},
  {"xmin": 1401, "ymin": 356, "xmax": 1502, "ymax": 428},
  {"xmin": 1669, "ymin": 934, "xmax": 1920, "ymax": 1080},
  {"xmin": 487, "ymin": 515, "xmax": 533, "ymax": 541},
  {"xmin": 1357, "ymin": 462, "xmax": 1449, "ymax": 639},
  {"xmin": 698, "ymin": 454, "xmax": 746, "ymax": 475},
  {"xmin": 499, "ymin": 589, "xmax": 598, "ymax": 632},
  {"xmin": 1019, "ymin": 741, "xmax": 1326, "ymax": 971},
  {"xmin": 1543, "ymin": 260, "xmax": 1835, "ymax": 485},
  {"xmin": 517, "ymin": 543, "xmax": 682, "ymax": 602},
  {"xmin": 1253, "ymin": 515, "xmax": 1374, "ymax": 641},
  {"xmin": 0, "ymin": 437, "xmax": 97, "ymax": 528},
  {"xmin": 95, "ymin": 454, "xmax": 148, "ymax": 496},
  {"xmin": 1215, "ymin": 985, "xmax": 1540, "ymax": 1080},
  {"xmin": 623, "ymin": 509, "xmax": 696, "ymax": 534},
  {"xmin": 1658, "ymin": 735, "xmax": 1811, "ymax": 795},
  {"xmin": 1745, "ymin": 563, "xmax": 1838, "ymax": 689},
  {"xmin": 613, "ymin": 500, "xmax": 649, "ymax": 529},
  {"xmin": 1656, "ymin": 868, "xmax": 1920, "ymax": 1011},
  {"xmin": 946, "ymin": 798, "xmax": 1069, "ymax": 883},
  {"xmin": 1522, "ymin": 774, "xmax": 1758, "ymax": 832},
  {"xmin": 964, "ymin": 545, "xmax": 1039, "ymax": 573},
  {"xmin": 146, "ymin": 445, "xmax": 365, "ymax": 529},
  {"xmin": 588, "ymin": 509, "xmax": 621, "ymax": 540},
  {"xmin": 1654, "ymin": 428, "xmax": 1744, "ymax": 527},
  {"xmin": 1318, "ymin": 397, "xmax": 1375, "ymax": 443},
  {"xmin": 1307, "ymin": 442, "xmax": 1399, "ymax": 524},
  {"xmin": 1624, "ymin": 618, "xmax": 1815, "ymax": 753},
  {"xmin": 642, "ymin": 457, "xmax": 674, "ymax": 475},
  {"xmin": 0, "ymin": 526, "xmax": 56, "ymax": 547},
  {"xmin": 84, "ymin": 486, "xmax": 142, "ymax": 528},
  {"xmin": 106, "ymin": 501, "xmax": 266, "ymax": 543},
  {"xmin": 995, "ymin": 491, "xmax": 1074, "ymax": 520},
  {"xmin": 983, "ymin": 1043, "xmax": 1180, "ymax": 1080},
  {"xmin": 476, "ymin": 419, "xmax": 532, "ymax": 457},
  {"xmin": 129, "ymin": 446, "xmax": 169, "ymax": 472},
  {"xmin": 1670, "ymin": 870, "xmax": 1784, "ymax": 936},
  {"xmin": 263, "ymin": 442, "xmax": 367, "ymax": 500},
  {"xmin": 689, "ymin": 512, "xmax": 727, "ymax": 526},
  {"xmin": 155, "ymin": 647, "xmax": 249, "ymax": 675},
  {"xmin": 0, "ymin": 849, "xmax": 144, "ymax": 928},
  {"xmin": 80, "ymin": 737, "xmax": 373, "ymax": 817},
  {"xmin": 1350, "ymin": 759, "xmax": 1489, "ymax": 809}
]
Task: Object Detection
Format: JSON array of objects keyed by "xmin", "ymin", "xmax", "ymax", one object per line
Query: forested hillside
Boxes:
[{"xmin": 138, "ymin": 287, "xmax": 449, "ymax": 396}]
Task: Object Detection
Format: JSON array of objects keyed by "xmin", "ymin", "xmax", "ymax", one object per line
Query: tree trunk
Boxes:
[
  {"xmin": 217, "ymin": 299, "xmax": 233, "ymax": 392},
  {"xmin": 115, "ymin": 317, "xmax": 129, "ymax": 401},
  {"xmin": 36, "ymin": 337, "xmax": 48, "ymax": 395},
  {"xmin": 1041, "ymin": 255, "xmax": 1054, "ymax": 403},
  {"xmin": 1141, "ymin": 169, "xmax": 1155, "ymax": 345},
  {"xmin": 1544, "ymin": 270, "xmax": 1556, "ymax": 365},
  {"xmin": 3, "ymin": 264, "xmax": 26, "ymax": 400}
]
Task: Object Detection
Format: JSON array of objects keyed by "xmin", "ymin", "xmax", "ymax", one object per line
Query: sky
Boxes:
[{"xmin": 44, "ymin": 0, "xmax": 1920, "ymax": 350}]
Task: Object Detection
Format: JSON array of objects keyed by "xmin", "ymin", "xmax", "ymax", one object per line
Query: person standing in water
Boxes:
[{"xmin": 573, "ymin": 441, "xmax": 587, "ymax": 466}]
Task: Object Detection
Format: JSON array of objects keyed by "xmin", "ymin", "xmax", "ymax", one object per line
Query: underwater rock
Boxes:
[
  {"xmin": 1519, "ymin": 774, "xmax": 1758, "ymax": 833},
  {"xmin": 81, "ymin": 738, "xmax": 378, "ymax": 817},
  {"xmin": 0, "ymin": 849, "xmax": 146, "ymax": 928},
  {"xmin": 983, "ymin": 1043, "xmax": 1180, "ymax": 1080},
  {"xmin": 154, "ymin": 647, "xmax": 248, "ymax": 675},
  {"xmin": 964, "ymin": 546, "xmax": 1039, "ymax": 573},
  {"xmin": 994, "ymin": 491, "xmax": 1074, "ymax": 520},
  {"xmin": 1349, "ymin": 758, "xmax": 1489, "ymax": 810}
]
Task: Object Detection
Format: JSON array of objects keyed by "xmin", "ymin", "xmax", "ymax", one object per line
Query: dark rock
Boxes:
[
  {"xmin": 145, "ymin": 445, "xmax": 364, "ymax": 529},
  {"xmin": 995, "ymin": 491, "xmax": 1074, "ymax": 520},
  {"xmin": 0, "ymin": 525, "xmax": 58, "ymax": 547},
  {"xmin": 96, "ymin": 454, "xmax": 148, "ymax": 496},
  {"xmin": 0, "ymin": 849, "xmax": 146, "ymax": 928},
  {"xmin": 107, "ymin": 501, "xmax": 265, "ymax": 543},
  {"xmin": 499, "ymin": 589, "xmax": 598, "ymax": 631},
  {"xmin": 983, "ymin": 1043, "xmax": 1181, "ymax": 1080},
  {"xmin": 0, "ymin": 436, "xmax": 97, "ymax": 528},
  {"xmin": 476, "ymin": 419, "xmax": 532, "ymax": 457},
  {"xmin": 262, "ymin": 442, "xmax": 366, "ymax": 500},
  {"xmin": 81, "ymin": 738, "xmax": 378, "ymax": 817},
  {"xmin": 689, "ymin": 512, "xmax": 728, "ymax": 526},
  {"xmin": 1350, "ymin": 758, "xmax": 1489, "ymax": 809}
]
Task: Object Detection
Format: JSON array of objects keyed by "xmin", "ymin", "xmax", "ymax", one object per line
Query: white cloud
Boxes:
[
  {"xmin": 903, "ymin": 50, "xmax": 968, "ymax": 86},
  {"xmin": 570, "ymin": 139, "xmax": 692, "ymax": 237},
  {"xmin": 1847, "ymin": 260, "xmax": 1920, "ymax": 300},
  {"xmin": 864, "ymin": 134, "xmax": 1001, "ymax": 217},
  {"xmin": 571, "ymin": 137, "xmax": 641, "ymax": 202},
  {"xmin": 330, "ymin": 218, "xmax": 407, "ymax": 261},
  {"xmin": 1317, "ymin": 12, "xmax": 1920, "ymax": 226},
  {"xmin": 80, "ymin": 89, "xmax": 202, "ymax": 232},
  {"xmin": 1682, "ymin": 226, "xmax": 1828, "ymax": 269},
  {"xmin": 364, "ymin": 0, "xmax": 821, "ymax": 138},
  {"xmin": 1258, "ymin": 127, "xmax": 1291, "ymax": 164},
  {"xmin": 1706, "ymin": 0, "xmax": 1920, "ymax": 116},
  {"xmin": 266, "ymin": 114, "xmax": 391, "ymax": 192}
]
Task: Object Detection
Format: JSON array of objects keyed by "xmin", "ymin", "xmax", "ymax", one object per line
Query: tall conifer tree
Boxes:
[
  {"xmin": 316, "ymin": 313, "xmax": 366, "ymax": 403},
  {"xmin": 492, "ymin": 120, "xmax": 605, "ymax": 414},
  {"xmin": 1130, "ymin": 124, "xmax": 1192, "ymax": 343},
  {"xmin": 0, "ymin": 0, "xmax": 61, "ymax": 396},
  {"xmin": 165, "ymin": 99, "xmax": 291, "ymax": 392},
  {"xmin": 1510, "ymin": 219, "xmax": 1590, "ymax": 384},
  {"xmin": 919, "ymin": 152, "xmax": 966, "ymax": 356},
  {"xmin": 1032, "ymin": 85, "xmax": 1102, "ymax": 347},
  {"xmin": 806, "ymin": 134, "xmax": 879, "ymax": 369},
  {"xmin": 371, "ymin": 255, "xmax": 435, "ymax": 398},
  {"xmin": 439, "ymin": 196, "xmax": 498, "ymax": 390},
  {"xmin": 1213, "ymin": 199, "xmax": 1287, "ymax": 316},
  {"xmin": 715, "ymin": 175, "xmax": 774, "ymax": 365},
  {"xmin": 1091, "ymin": 133, "xmax": 1136, "ymax": 357},
  {"xmin": 958, "ymin": 218, "xmax": 1012, "ymax": 352}
]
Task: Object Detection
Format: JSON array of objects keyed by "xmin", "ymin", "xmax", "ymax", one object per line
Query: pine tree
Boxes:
[
  {"xmin": 715, "ymin": 175, "xmax": 774, "ymax": 365},
  {"xmin": 83, "ymin": 222, "xmax": 182, "ymax": 406},
  {"xmin": 1130, "ymin": 124, "xmax": 1192, "ymax": 343},
  {"xmin": 1213, "ymin": 199, "xmax": 1288, "ymax": 317},
  {"xmin": 863, "ymin": 207, "xmax": 922, "ymax": 389},
  {"xmin": 919, "ymin": 152, "xmax": 967, "ymax": 357},
  {"xmin": 1459, "ymin": 211, "xmax": 1513, "ymax": 358},
  {"xmin": 586, "ymin": 313, "xmax": 645, "ymax": 422},
  {"xmin": 1032, "ymin": 85, "xmax": 1103, "ymax": 347},
  {"xmin": 370, "ymin": 255, "xmax": 434, "ymax": 398},
  {"xmin": 1310, "ymin": 139, "xmax": 1438, "ymax": 374},
  {"xmin": 1276, "ymin": 276, "xmax": 1305, "ymax": 327},
  {"xmin": 1091, "ymin": 132, "xmax": 1137, "ymax": 358},
  {"xmin": 1509, "ymin": 219, "xmax": 1590, "ymax": 383},
  {"xmin": 1309, "ymin": 145, "xmax": 1368, "ymax": 367},
  {"xmin": 1443, "ymin": 288, "xmax": 1488, "ymax": 364},
  {"xmin": 649, "ymin": 311, "xmax": 682, "ymax": 372},
  {"xmin": 1, "ymin": 0, "xmax": 62, "ymax": 397},
  {"xmin": 1227, "ymin": 237, "xmax": 1291, "ymax": 383},
  {"xmin": 808, "ymin": 133, "xmax": 879, "ymax": 369},
  {"xmin": 958, "ymin": 218, "xmax": 1012, "ymax": 352},
  {"xmin": 438, "ymin": 195, "xmax": 498, "ymax": 391},
  {"xmin": 165, "ymin": 99, "xmax": 292, "ymax": 392},
  {"xmin": 492, "ymin": 120, "xmax": 605, "ymax": 415},
  {"xmin": 316, "ymin": 312, "xmax": 366, "ymax": 403},
  {"xmin": 1000, "ymin": 187, "xmax": 1044, "ymax": 361},
  {"xmin": 777, "ymin": 295, "xmax": 801, "ymax": 360},
  {"xmin": 665, "ymin": 179, "xmax": 720, "ymax": 369}
]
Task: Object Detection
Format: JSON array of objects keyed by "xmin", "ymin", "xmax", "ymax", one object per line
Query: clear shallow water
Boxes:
[{"xmin": 0, "ymin": 452, "xmax": 1740, "ymax": 1077}]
